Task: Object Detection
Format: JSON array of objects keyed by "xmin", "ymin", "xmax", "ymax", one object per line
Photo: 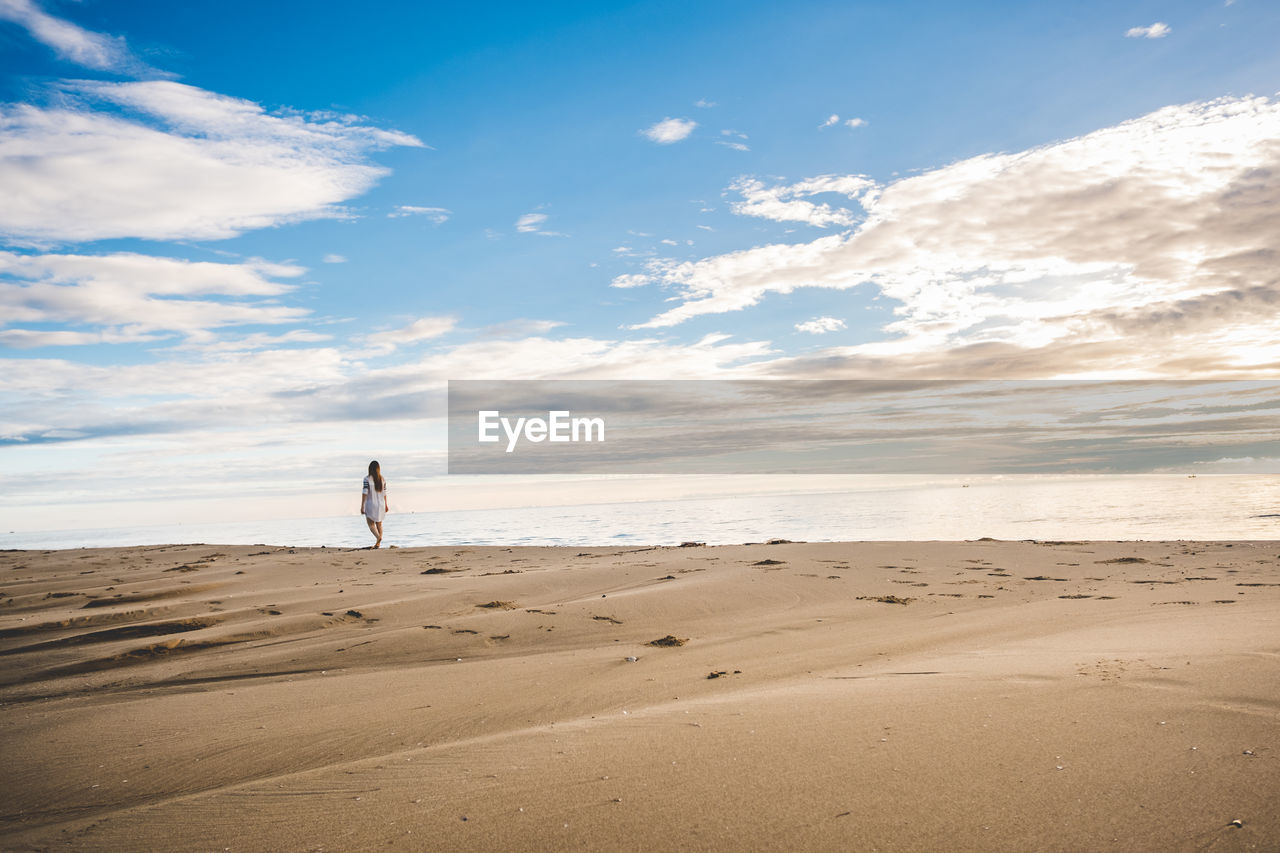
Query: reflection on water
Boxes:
[{"xmin": 6, "ymin": 475, "xmax": 1279, "ymax": 549}]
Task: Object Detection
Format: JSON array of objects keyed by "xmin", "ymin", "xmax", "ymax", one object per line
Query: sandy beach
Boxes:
[{"xmin": 1, "ymin": 539, "xmax": 1277, "ymax": 851}]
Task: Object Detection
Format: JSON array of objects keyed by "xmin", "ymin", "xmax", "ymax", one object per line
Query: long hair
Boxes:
[{"xmin": 368, "ymin": 460, "xmax": 385, "ymax": 493}]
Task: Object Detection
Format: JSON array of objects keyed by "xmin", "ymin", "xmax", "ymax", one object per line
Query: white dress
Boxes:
[{"xmin": 363, "ymin": 476, "xmax": 387, "ymax": 522}]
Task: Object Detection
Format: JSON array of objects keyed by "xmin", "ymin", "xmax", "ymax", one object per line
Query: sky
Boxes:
[{"xmin": 2, "ymin": 0, "xmax": 1280, "ymax": 531}]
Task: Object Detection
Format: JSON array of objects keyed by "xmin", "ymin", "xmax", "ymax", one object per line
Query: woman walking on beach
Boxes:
[{"xmin": 361, "ymin": 460, "xmax": 388, "ymax": 548}]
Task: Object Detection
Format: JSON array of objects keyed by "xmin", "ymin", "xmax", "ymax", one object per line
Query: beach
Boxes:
[{"xmin": 1, "ymin": 540, "xmax": 1277, "ymax": 851}]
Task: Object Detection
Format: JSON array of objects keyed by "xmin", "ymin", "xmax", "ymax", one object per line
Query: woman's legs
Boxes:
[{"xmin": 366, "ymin": 517, "xmax": 381, "ymax": 547}]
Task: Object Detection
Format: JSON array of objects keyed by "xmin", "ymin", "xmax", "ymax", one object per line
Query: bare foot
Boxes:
[{"xmin": 373, "ymin": 540, "xmax": 381, "ymax": 549}]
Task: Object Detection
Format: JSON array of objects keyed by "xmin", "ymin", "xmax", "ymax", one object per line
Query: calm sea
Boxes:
[{"xmin": 4, "ymin": 475, "xmax": 1279, "ymax": 550}]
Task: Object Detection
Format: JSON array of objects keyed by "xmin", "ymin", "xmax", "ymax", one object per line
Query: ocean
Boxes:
[{"xmin": 4, "ymin": 475, "xmax": 1279, "ymax": 550}]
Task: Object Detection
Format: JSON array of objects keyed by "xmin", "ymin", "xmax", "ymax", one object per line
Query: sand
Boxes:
[{"xmin": 1, "ymin": 539, "xmax": 1277, "ymax": 851}]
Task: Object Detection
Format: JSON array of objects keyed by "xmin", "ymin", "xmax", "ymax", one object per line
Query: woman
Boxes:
[{"xmin": 360, "ymin": 460, "xmax": 389, "ymax": 548}]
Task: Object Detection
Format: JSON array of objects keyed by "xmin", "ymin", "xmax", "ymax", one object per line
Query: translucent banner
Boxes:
[{"xmin": 447, "ymin": 379, "xmax": 1280, "ymax": 475}]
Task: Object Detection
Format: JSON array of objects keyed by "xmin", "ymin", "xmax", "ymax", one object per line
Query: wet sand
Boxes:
[{"xmin": 1, "ymin": 540, "xmax": 1277, "ymax": 851}]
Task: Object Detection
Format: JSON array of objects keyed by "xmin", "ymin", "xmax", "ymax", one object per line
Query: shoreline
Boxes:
[{"xmin": 2, "ymin": 540, "xmax": 1277, "ymax": 850}]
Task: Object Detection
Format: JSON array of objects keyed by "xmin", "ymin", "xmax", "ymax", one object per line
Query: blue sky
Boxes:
[{"xmin": 2, "ymin": 0, "xmax": 1279, "ymax": 530}]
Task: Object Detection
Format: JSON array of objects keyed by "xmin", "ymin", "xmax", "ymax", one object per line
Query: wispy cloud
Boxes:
[
  {"xmin": 515, "ymin": 212, "xmax": 565, "ymax": 236},
  {"xmin": 516, "ymin": 213, "xmax": 547, "ymax": 232},
  {"xmin": 1126, "ymin": 22, "xmax": 1171, "ymax": 38},
  {"xmin": 388, "ymin": 205, "xmax": 451, "ymax": 223},
  {"xmin": 610, "ymin": 273, "xmax": 650, "ymax": 289},
  {"xmin": 362, "ymin": 316, "xmax": 457, "ymax": 354},
  {"xmin": 642, "ymin": 117, "xmax": 697, "ymax": 144},
  {"xmin": 821, "ymin": 114, "xmax": 865, "ymax": 129},
  {"xmin": 478, "ymin": 318, "xmax": 567, "ymax": 338},
  {"xmin": 618, "ymin": 96, "xmax": 1280, "ymax": 377},
  {"xmin": 380, "ymin": 316, "xmax": 458, "ymax": 343},
  {"xmin": 0, "ymin": 0, "xmax": 156, "ymax": 74},
  {"xmin": 0, "ymin": 329, "xmax": 774, "ymax": 447},
  {"xmin": 171, "ymin": 329, "xmax": 334, "ymax": 353},
  {"xmin": 727, "ymin": 174, "xmax": 875, "ymax": 227},
  {"xmin": 0, "ymin": 81, "xmax": 422, "ymax": 244},
  {"xmin": 0, "ymin": 327, "xmax": 168, "ymax": 348},
  {"xmin": 717, "ymin": 141, "xmax": 750, "ymax": 151},
  {"xmin": 0, "ymin": 251, "xmax": 308, "ymax": 346},
  {"xmin": 322, "ymin": 254, "xmax": 348, "ymax": 264},
  {"xmin": 795, "ymin": 317, "xmax": 846, "ymax": 334},
  {"xmin": 694, "ymin": 99, "xmax": 717, "ymax": 108}
]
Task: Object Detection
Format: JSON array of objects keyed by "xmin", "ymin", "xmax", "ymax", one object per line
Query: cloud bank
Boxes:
[
  {"xmin": 615, "ymin": 96, "xmax": 1280, "ymax": 377},
  {"xmin": 0, "ymin": 251, "xmax": 308, "ymax": 347},
  {"xmin": 0, "ymin": 80, "xmax": 423, "ymax": 244}
]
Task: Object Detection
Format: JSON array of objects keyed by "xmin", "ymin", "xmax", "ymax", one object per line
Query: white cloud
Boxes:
[
  {"xmin": 0, "ymin": 329, "xmax": 774, "ymax": 451},
  {"xmin": 516, "ymin": 213, "xmax": 547, "ymax": 232},
  {"xmin": 0, "ymin": 0, "xmax": 150, "ymax": 73},
  {"xmin": 0, "ymin": 328, "xmax": 166, "ymax": 348},
  {"xmin": 388, "ymin": 205, "xmax": 451, "ymax": 223},
  {"xmin": 170, "ymin": 329, "xmax": 334, "ymax": 353},
  {"xmin": 694, "ymin": 99, "xmax": 717, "ymax": 108},
  {"xmin": 0, "ymin": 251, "xmax": 308, "ymax": 346},
  {"xmin": 642, "ymin": 117, "xmax": 697, "ymax": 144},
  {"xmin": 727, "ymin": 174, "xmax": 876, "ymax": 227},
  {"xmin": 322, "ymin": 253, "xmax": 348, "ymax": 264},
  {"xmin": 1126, "ymin": 22, "xmax": 1171, "ymax": 38},
  {"xmin": 386, "ymin": 316, "xmax": 457, "ymax": 343},
  {"xmin": 717, "ymin": 141, "xmax": 750, "ymax": 151},
  {"xmin": 478, "ymin": 318, "xmax": 567, "ymax": 338},
  {"xmin": 795, "ymin": 317, "xmax": 847, "ymax": 334},
  {"xmin": 620, "ymin": 96, "xmax": 1280, "ymax": 377},
  {"xmin": 822, "ymin": 115, "xmax": 865, "ymax": 130},
  {"xmin": 362, "ymin": 316, "xmax": 457, "ymax": 354},
  {"xmin": 515, "ymin": 212, "xmax": 565, "ymax": 236},
  {"xmin": 407, "ymin": 332, "xmax": 772, "ymax": 381},
  {"xmin": 0, "ymin": 80, "xmax": 423, "ymax": 244}
]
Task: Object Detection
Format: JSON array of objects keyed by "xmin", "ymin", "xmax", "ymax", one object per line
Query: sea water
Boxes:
[{"xmin": 4, "ymin": 475, "xmax": 1279, "ymax": 550}]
